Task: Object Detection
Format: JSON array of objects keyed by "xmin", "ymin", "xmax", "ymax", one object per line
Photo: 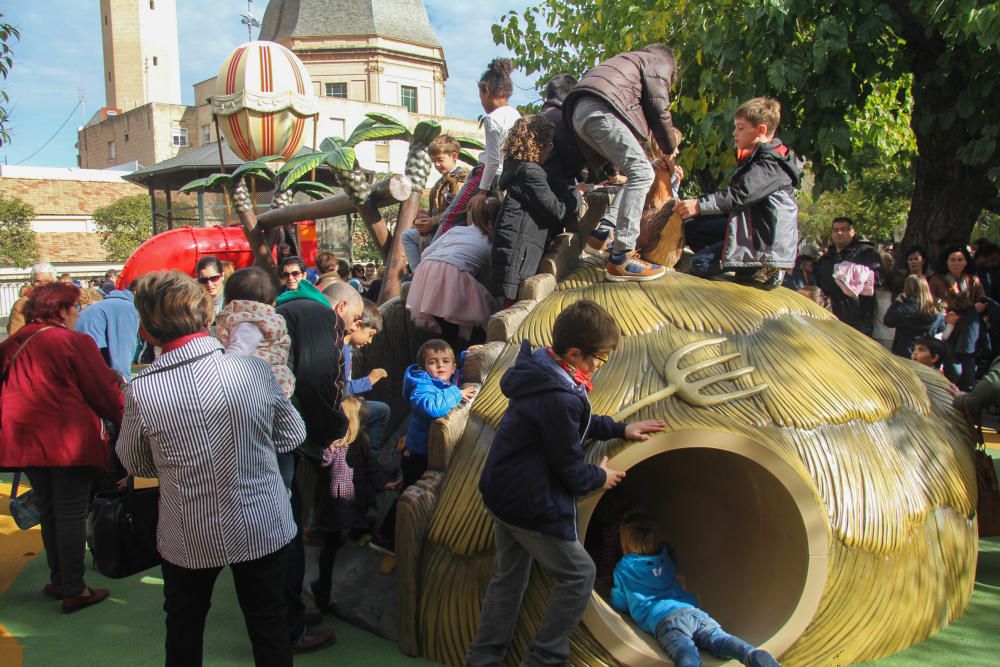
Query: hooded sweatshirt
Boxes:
[
  {"xmin": 610, "ymin": 546, "xmax": 698, "ymax": 634},
  {"xmin": 479, "ymin": 341, "xmax": 626, "ymax": 540}
]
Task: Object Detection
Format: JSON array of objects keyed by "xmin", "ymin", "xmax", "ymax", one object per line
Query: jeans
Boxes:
[
  {"xmin": 364, "ymin": 399, "xmax": 391, "ymax": 458},
  {"xmin": 572, "ymin": 103, "xmax": 654, "ymax": 255},
  {"xmin": 466, "ymin": 518, "xmax": 596, "ymax": 667},
  {"xmin": 161, "ymin": 543, "xmax": 292, "ymax": 667},
  {"xmin": 402, "ymin": 227, "xmax": 426, "ymax": 273},
  {"xmin": 24, "ymin": 467, "xmax": 93, "ymax": 597},
  {"xmin": 654, "ymin": 607, "xmax": 753, "ymax": 667}
]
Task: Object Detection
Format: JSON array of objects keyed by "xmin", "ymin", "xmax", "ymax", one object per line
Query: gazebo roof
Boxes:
[
  {"xmin": 259, "ymin": 0, "xmax": 441, "ymax": 49},
  {"xmin": 124, "ymin": 142, "xmax": 332, "ymax": 192}
]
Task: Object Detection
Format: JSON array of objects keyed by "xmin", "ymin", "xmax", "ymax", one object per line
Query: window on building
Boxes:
[
  {"xmin": 107, "ymin": 71, "xmax": 112, "ymax": 81},
  {"xmin": 149, "ymin": 1, "xmax": 155, "ymax": 9},
  {"xmin": 108, "ymin": 141, "xmax": 116, "ymax": 160},
  {"xmin": 329, "ymin": 118, "xmax": 346, "ymax": 139},
  {"xmin": 104, "ymin": 15, "xmax": 108, "ymax": 25},
  {"xmin": 325, "ymin": 82, "xmax": 347, "ymax": 98},
  {"xmin": 202, "ymin": 125, "xmax": 212, "ymax": 145},
  {"xmin": 152, "ymin": 56, "xmax": 158, "ymax": 66},
  {"xmin": 400, "ymin": 85, "xmax": 417, "ymax": 113},
  {"xmin": 172, "ymin": 126, "xmax": 188, "ymax": 148}
]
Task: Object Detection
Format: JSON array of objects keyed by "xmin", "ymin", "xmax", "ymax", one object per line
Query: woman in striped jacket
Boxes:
[{"xmin": 117, "ymin": 271, "xmax": 307, "ymax": 667}]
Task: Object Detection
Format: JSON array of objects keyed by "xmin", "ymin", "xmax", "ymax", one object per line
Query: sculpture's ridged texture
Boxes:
[{"xmin": 413, "ymin": 267, "xmax": 977, "ymax": 666}]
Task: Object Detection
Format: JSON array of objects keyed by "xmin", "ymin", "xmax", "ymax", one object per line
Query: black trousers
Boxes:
[
  {"xmin": 380, "ymin": 450, "xmax": 428, "ymax": 541},
  {"xmin": 161, "ymin": 543, "xmax": 292, "ymax": 667},
  {"xmin": 24, "ymin": 466, "xmax": 93, "ymax": 597}
]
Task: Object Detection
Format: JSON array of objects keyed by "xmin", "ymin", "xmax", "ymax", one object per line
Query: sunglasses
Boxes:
[
  {"xmin": 281, "ymin": 270, "xmax": 303, "ymax": 279},
  {"xmin": 197, "ymin": 274, "xmax": 223, "ymax": 285}
]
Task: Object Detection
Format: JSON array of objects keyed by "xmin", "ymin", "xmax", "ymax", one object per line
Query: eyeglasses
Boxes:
[
  {"xmin": 197, "ymin": 274, "xmax": 223, "ymax": 285},
  {"xmin": 590, "ymin": 351, "xmax": 609, "ymax": 365},
  {"xmin": 281, "ymin": 270, "xmax": 303, "ymax": 279}
]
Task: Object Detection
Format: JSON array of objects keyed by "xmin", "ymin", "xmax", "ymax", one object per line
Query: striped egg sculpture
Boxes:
[{"xmin": 212, "ymin": 41, "xmax": 317, "ymax": 161}]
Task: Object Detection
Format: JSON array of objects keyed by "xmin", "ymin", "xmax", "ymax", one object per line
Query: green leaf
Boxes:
[
  {"xmin": 412, "ymin": 120, "xmax": 442, "ymax": 146},
  {"xmin": 364, "ymin": 111, "xmax": 406, "ymax": 127},
  {"xmin": 178, "ymin": 177, "xmax": 210, "ymax": 193},
  {"xmin": 455, "ymin": 136, "xmax": 486, "ymax": 150},
  {"xmin": 204, "ymin": 173, "xmax": 234, "ymax": 189},
  {"xmin": 458, "ymin": 149, "xmax": 481, "ymax": 166},
  {"xmin": 290, "ymin": 180, "xmax": 337, "ymax": 197},
  {"xmin": 319, "ymin": 136, "xmax": 346, "ymax": 152},
  {"xmin": 346, "ymin": 123, "xmax": 410, "ymax": 147},
  {"xmin": 325, "ymin": 147, "xmax": 356, "ymax": 173},
  {"xmin": 277, "ymin": 153, "xmax": 328, "ymax": 189}
]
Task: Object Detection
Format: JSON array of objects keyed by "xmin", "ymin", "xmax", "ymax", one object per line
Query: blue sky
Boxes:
[{"xmin": 1, "ymin": 0, "xmax": 538, "ymax": 167}]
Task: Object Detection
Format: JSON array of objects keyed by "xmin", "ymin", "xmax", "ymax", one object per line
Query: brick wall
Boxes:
[
  {"xmin": 36, "ymin": 233, "xmax": 109, "ymax": 263},
  {"xmin": 0, "ymin": 177, "xmax": 144, "ymax": 216}
]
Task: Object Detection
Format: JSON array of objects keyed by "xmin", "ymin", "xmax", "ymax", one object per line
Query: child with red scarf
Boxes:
[
  {"xmin": 468, "ymin": 300, "xmax": 664, "ymax": 667},
  {"xmin": 675, "ymin": 97, "xmax": 803, "ymax": 288}
]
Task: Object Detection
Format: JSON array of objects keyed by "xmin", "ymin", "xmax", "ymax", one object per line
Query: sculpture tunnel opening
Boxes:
[{"xmin": 579, "ymin": 432, "xmax": 828, "ymax": 665}]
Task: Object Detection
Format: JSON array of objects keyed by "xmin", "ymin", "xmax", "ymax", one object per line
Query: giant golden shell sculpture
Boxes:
[{"xmin": 402, "ymin": 263, "xmax": 977, "ymax": 666}]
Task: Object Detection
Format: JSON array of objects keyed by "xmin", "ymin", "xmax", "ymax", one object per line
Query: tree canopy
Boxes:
[
  {"xmin": 0, "ymin": 13, "xmax": 19, "ymax": 147},
  {"xmin": 0, "ymin": 193, "xmax": 38, "ymax": 266},
  {"xmin": 93, "ymin": 195, "xmax": 154, "ymax": 261},
  {"xmin": 493, "ymin": 0, "xmax": 999, "ymax": 255}
]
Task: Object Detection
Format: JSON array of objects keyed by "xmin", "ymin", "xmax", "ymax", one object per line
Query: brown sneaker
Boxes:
[
  {"xmin": 606, "ymin": 251, "xmax": 666, "ymax": 282},
  {"xmin": 292, "ymin": 625, "xmax": 337, "ymax": 653},
  {"xmin": 585, "ymin": 226, "xmax": 614, "ymax": 257}
]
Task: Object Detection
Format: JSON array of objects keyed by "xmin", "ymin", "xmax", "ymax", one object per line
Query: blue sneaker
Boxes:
[
  {"xmin": 585, "ymin": 225, "xmax": 615, "ymax": 257},
  {"xmin": 606, "ymin": 250, "xmax": 665, "ymax": 282},
  {"xmin": 746, "ymin": 648, "xmax": 780, "ymax": 667}
]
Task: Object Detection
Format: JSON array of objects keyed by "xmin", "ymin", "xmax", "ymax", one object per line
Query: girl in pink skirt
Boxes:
[{"xmin": 406, "ymin": 201, "xmax": 499, "ymax": 350}]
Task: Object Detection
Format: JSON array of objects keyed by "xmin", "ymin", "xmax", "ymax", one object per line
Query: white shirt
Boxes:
[{"xmin": 480, "ymin": 105, "xmax": 522, "ymax": 191}]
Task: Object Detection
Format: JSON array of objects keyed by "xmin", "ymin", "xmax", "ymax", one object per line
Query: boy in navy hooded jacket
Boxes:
[
  {"xmin": 468, "ymin": 300, "xmax": 665, "ymax": 667},
  {"xmin": 612, "ymin": 512, "xmax": 780, "ymax": 667}
]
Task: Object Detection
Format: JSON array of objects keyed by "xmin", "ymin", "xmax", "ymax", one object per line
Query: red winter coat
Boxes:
[{"xmin": 0, "ymin": 323, "xmax": 124, "ymax": 469}]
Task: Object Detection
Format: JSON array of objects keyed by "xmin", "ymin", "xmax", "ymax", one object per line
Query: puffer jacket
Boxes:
[
  {"xmin": 563, "ymin": 45, "xmax": 677, "ymax": 159},
  {"xmin": 883, "ymin": 298, "xmax": 945, "ymax": 357},
  {"xmin": 491, "ymin": 158, "xmax": 581, "ymax": 300},
  {"xmin": 698, "ymin": 139, "xmax": 804, "ymax": 270}
]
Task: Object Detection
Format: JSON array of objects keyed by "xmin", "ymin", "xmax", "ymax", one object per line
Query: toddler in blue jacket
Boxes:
[
  {"xmin": 612, "ymin": 512, "xmax": 780, "ymax": 667},
  {"xmin": 468, "ymin": 300, "xmax": 665, "ymax": 667}
]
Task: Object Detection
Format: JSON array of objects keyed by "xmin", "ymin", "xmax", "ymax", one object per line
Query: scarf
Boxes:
[{"xmin": 546, "ymin": 346, "xmax": 592, "ymax": 393}]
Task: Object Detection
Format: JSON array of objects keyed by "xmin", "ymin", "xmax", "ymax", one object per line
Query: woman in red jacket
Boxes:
[{"xmin": 0, "ymin": 282, "xmax": 124, "ymax": 612}]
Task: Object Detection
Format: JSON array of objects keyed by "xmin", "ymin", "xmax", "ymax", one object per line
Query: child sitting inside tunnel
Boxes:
[{"xmin": 612, "ymin": 511, "xmax": 780, "ymax": 667}]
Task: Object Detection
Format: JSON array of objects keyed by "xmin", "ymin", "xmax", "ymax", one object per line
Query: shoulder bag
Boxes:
[{"xmin": 2, "ymin": 326, "xmax": 53, "ymax": 530}]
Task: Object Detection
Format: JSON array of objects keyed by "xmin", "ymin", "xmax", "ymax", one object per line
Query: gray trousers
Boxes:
[
  {"xmin": 572, "ymin": 103, "xmax": 654, "ymax": 255},
  {"xmin": 24, "ymin": 466, "xmax": 94, "ymax": 597},
  {"xmin": 466, "ymin": 518, "xmax": 596, "ymax": 667}
]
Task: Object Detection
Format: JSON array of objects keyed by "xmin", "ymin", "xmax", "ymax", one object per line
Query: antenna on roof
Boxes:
[{"xmin": 240, "ymin": 0, "xmax": 261, "ymax": 42}]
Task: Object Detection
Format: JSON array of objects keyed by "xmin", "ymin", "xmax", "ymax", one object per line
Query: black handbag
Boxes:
[
  {"xmin": 86, "ymin": 477, "xmax": 161, "ymax": 578},
  {"xmin": 9, "ymin": 472, "xmax": 40, "ymax": 530}
]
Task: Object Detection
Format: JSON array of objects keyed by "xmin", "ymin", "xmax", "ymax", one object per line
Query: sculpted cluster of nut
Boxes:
[
  {"xmin": 231, "ymin": 181, "xmax": 253, "ymax": 213},
  {"xmin": 339, "ymin": 166, "xmax": 372, "ymax": 206}
]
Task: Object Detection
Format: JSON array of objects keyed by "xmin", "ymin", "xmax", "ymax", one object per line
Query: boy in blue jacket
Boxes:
[
  {"xmin": 468, "ymin": 300, "xmax": 665, "ymax": 667},
  {"xmin": 612, "ymin": 512, "xmax": 779, "ymax": 667}
]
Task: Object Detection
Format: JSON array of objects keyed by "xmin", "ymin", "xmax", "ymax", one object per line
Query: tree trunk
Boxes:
[
  {"xmin": 377, "ymin": 191, "xmax": 421, "ymax": 304},
  {"xmin": 232, "ymin": 181, "xmax": 278, "ymax": 279},
  {"xmin": 892, "ymin": 3, "xmax": 994, "ymax": 268}
]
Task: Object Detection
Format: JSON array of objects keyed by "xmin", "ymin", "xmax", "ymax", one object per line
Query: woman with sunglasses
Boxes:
[
  {"xmin": 195, "ymin": 255, "xmax": 226, "ymax": 317},
  {"xmin": 0, "ymin": 282, "xmax": 124, "ymax": 612}
]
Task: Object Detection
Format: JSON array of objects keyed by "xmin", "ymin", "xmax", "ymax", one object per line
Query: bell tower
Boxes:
[{"xmin": 100, "ymin": 0, "xmax": 182, "ymax": 110}]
